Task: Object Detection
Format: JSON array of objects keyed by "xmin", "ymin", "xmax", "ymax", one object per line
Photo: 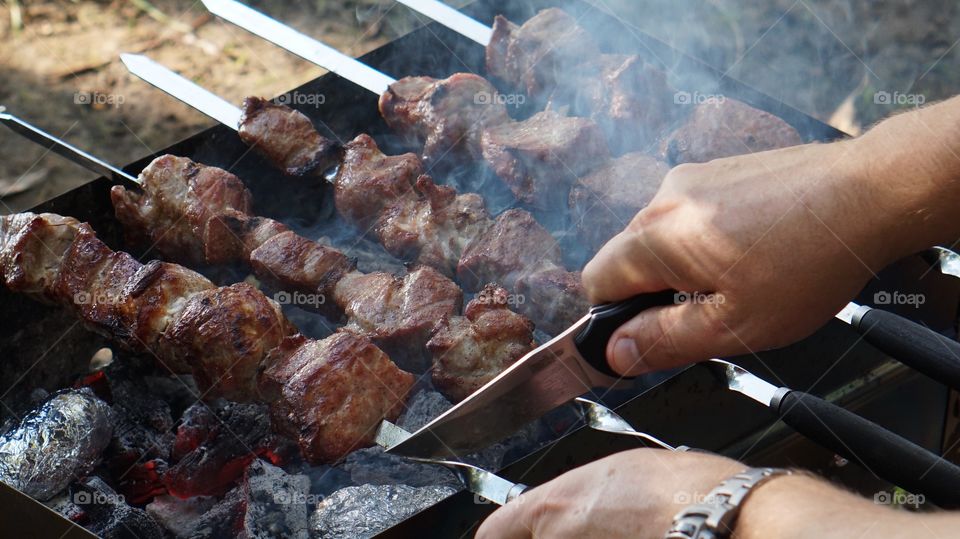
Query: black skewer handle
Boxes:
[
  {"xmin": 853, "ymin": 308, "xmax": 960, "ymax": 390},
  {"xmin": 775, "ymin": 390, "xmax": 960, "ymax": 508},
  {"xmin": 574, "ymin": 291, "xmax": 678, "ymax": 378}
]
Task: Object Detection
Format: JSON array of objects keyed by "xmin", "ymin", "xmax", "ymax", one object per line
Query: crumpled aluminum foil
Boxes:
[
  {"xmin": 311, "ymin": 484, "xmax": 456, "ymax": 539},
  {"xmin": 0, "ymin": 388, "xmax": 113, "ymax": 500}
]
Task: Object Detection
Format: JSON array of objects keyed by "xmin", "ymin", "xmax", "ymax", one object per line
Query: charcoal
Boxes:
[
  {"xmin": 45, "ymin": 491, "xmax": 85, "ymax": 522},
  {"xmin": 70, "ymin": 476, "xmax": 164, "ymax": 539},
  {"xmin": 165, "ymin": 400, "xmax": 274, "ymax": 497},
  {"xmin": 310, "ymin": 484, "xmax": 455, "ymax": 539},
  {"xmin": 186, "ymin": 487, "xmax": 246, "ymax": 539},
  {"xmin": 342, "ymin": 447, "xmax": 459, "ymax": 489},
  {"xmin": 0, "ymin": 388, "xmax": 112, "ymax": 500},
  {"xmin": 99, "ymin": 362, "xmax": 176, "ymax": 504},
  {"xmin": 242, "ymin": 459, "xmax": 311, "ymax": 539},
  {"xmin": 145, "ymin": 495, "xmax": 218, "ymax": 538}
]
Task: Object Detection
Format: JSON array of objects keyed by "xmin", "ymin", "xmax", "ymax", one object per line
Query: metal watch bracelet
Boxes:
[{"xmin": 664, "ymin": 467, "xmax": 793, "ymax": 539}]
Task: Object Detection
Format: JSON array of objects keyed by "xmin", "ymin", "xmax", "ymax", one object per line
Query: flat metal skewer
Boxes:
[
  {"xmin": 394, "ymin": 0, "xmax": 492, "ymax": 46},
  {"xmin": 574, "ymin": 397, "xmax": 687, "ymax": 451},
  {"xmin": 0, "ymin": 107, "xmax": 141, "ymax": 190},
  {"xmin": 374, "ymin": 420, "xmax": 527, "ymax": 505}
]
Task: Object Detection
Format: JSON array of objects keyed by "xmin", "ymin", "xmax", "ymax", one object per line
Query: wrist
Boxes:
[{"xmin": 849, "ymin": 102, "xmax": 960, "ymax": 262}]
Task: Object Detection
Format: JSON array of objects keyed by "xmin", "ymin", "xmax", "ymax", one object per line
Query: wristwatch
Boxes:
[{"xmin": 664, "ymin": 467, "xmax": 792, "ymax": 539}]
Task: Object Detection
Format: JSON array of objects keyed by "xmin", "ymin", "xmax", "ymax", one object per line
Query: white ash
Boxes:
[
  {"xmin": 146, "ymin": 495, "xmax": 219, "ymax": 538},
  {"xmin": 242, "ymin": 459, "xmax": 312, "ymax": 539},
  {"xmin": 310, "ymin": 484, "xmax": 456, "ymax": 539},
  {"xmin": 70, "ymin": 476, "xmax": 164, "ymax": 539}
]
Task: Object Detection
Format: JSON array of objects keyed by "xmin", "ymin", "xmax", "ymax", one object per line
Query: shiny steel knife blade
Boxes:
[
  {"xmin": 120, "ymin": 53, "xmax": 243, "ymax": 129},
  {"xmin": 200, "ymin": 0, "xmax": 395, "ymax": 95}
]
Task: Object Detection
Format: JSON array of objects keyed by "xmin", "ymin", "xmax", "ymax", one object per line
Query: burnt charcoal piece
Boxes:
[
  {"xmin": 457, "ymin": 208, "xmax": 562, "ymax": 291},
  {"xmin": 379, "ymin": 74, "xmax": 509, "ymax": 166},
  {"xmin": 486, "ymin": 8, "xmax": 600, "ymax": 100},
  {"xmin": 145, "ymin": 494, "xmax": 219, "ymax": 538},
  {"xmin": 310, "ymin": 484, "xmax": 456, "ymax": 539},
  {"xmin": 481, "ymin": 111, "xmax": 611, "ymax": 207},
  {"xmin": 660, "ymin": 98, "xmax": 804, "ymax": 165},
  {"xmin": 186, "ymin": 486, "xmax": 246, "ymax": 539},
  {"xmin": 164, "ymin": 401, "xmax": 272, "ymax": 498},
  {"xmin": 239, "ymin": 96, "xmax": 342, "ymax": 177},
  {"xmin": 260, "ymin": 332, "xmax": 416, "ymax": 464},
  {"xmin": 241, "ymin": 459, "xmax": 311, "ymax": 539},
  {"xmin": 428, "ymin": 284, "xmax": 536, "ymax": 402},
  {"xmin": 569, "ymin": 152, "xmax": 670, "ymax": 253},
  {"xmin": 69, "ymin": 476, "xmax": 164, "ymax": 539},
  {"xmin": 0, "ymin": 388, "xmax": 112, "ymax": 500},
  {"xmin": 99, "ymin": 363, "xmax": 176, "ymax": 504}
]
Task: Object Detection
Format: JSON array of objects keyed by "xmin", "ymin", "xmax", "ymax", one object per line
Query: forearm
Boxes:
[
  {"xmin": 735, "ymin": 474, "xmax": 960, "ymax": 539},
  {"xmin": 852, "ymin": 96, "xmax": 960, "ymax": 262}
]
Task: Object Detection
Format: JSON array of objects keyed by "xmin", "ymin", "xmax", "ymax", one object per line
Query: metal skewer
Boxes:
[
  {"xmin": 574, "ymin": 397, "xmax": 687, "ymax": 451},
  {"xmin": 394, "ymin": 0, "xmax": 492, "ymax": 46},
  {"xmin": 374, "ymin": 420, "xmax": 527, "ymax": 505},
  {"xmin": 0, "ymin": 107, "xmax": 141, "ymax": 190}
]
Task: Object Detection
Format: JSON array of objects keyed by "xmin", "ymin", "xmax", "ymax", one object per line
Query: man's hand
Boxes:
[
  {"xmin": 475, "ymin": 449, "xmax": 742, "ymax": 539},
  {"xmin": 582, "ymin": 97, "xmax": 960, "ymax": 376}
]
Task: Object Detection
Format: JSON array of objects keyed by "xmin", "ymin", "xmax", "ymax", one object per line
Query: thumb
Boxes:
[{"xmin": 606, "ymin": 297, "xmax": 734, "ymax": 375}]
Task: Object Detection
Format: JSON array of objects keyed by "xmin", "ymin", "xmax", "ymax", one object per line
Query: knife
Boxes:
[
  {"xmin": 386, "ymin": 291, "xmax": 677, "ymax": 459},
  {"xmin": 705, "ymin": 358, "xmax": 960, "ymax": 508}
]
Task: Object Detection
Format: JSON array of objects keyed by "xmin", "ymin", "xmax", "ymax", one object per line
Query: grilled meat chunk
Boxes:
[
  {"xmin": 333, "ymin": 266, "xmax": 463, "ymax": 371},
  {"xmin": 162, "ymin": 283, "xmax": 295, "ymax": 402},
  {"xmin": 0, "ymin": 212, "xmax": 83, "ymax": 301},
  {"xmin": 248, "ymin": 228, "xmax": 355, "ymax": 307},
  {"xmin": 379, "ymin": 73, "xmax": 509, "ymax": 165},
  {"xmin": 239, "ymin": 96, "xmax": 342, "ymax": 176},
  {"xmin": 335, "ymin": 134, "xmax": 423, "ymax": 229},
  {"xmin": 549, "ymin": 55, "xmax": 676, "ymax": 154},
  {"xmin": 481, "ymin": 110, "xmax": 611, "ymax": 207},
  {"xmin": 569, "ymin": 152, "xmax": 669, "ymax": 252},
  {"xmin": 486, "ymin": 8, "xmax": 600, "ymax": 100},
  {"xmin": 457, "ymin": 208, "xmax": 561, "ymax": 291},
  {"xmin": 660, "ymin": 98, "xmax": 803, "ymax": 165},
  {"xmin": 427, "ymin": 284, "xmax": 535, "ymax": 402},
  {"xmin": 112, "ymin": 155, "xmax": 253, "ymax": 266},
  {"xmin": 514, "ymin": 267, "xmax": 590, "ymax": 336},
  {"xmin": 260, "ymin": 332, "xmax": 416, "ymax": 463},
  {"xmin": 375, "ymin": 175, "xmax": 490, "ymax": 276}
]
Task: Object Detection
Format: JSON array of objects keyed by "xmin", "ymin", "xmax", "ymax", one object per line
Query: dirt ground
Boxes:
[{"xmin": 1, "ymin": 0, "xmax": 959, "ymax": 211}]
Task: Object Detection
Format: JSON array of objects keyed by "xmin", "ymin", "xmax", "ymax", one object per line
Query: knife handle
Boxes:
[
  {"xmin": 574, "ymin": 291, "xmax": 677, "ymax": 378},
  {"xmin": 775, "ymin": 390, "xmax": 960, "ymax": 508},
  {"xmin": 853, "ymin": 308, "xmax": 960, "ymax": 390}
]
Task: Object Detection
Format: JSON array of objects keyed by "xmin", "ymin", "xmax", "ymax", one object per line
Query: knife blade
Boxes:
[{"xmin": 386, "ymin": 292, "xmax": 676, "ymax": 459}]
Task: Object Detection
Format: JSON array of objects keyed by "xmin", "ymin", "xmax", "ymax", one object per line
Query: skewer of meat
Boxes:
[
  {"xmin": 0, "ymin": 112, "xmax": 536, "ymax": 398},
  {"xmin": 238, "ymin": 97, "xmax": 586, "ymax": 334},
  {"xmin": 0, "ymin": 211, "xmax": 413, "ymax": 463}
]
